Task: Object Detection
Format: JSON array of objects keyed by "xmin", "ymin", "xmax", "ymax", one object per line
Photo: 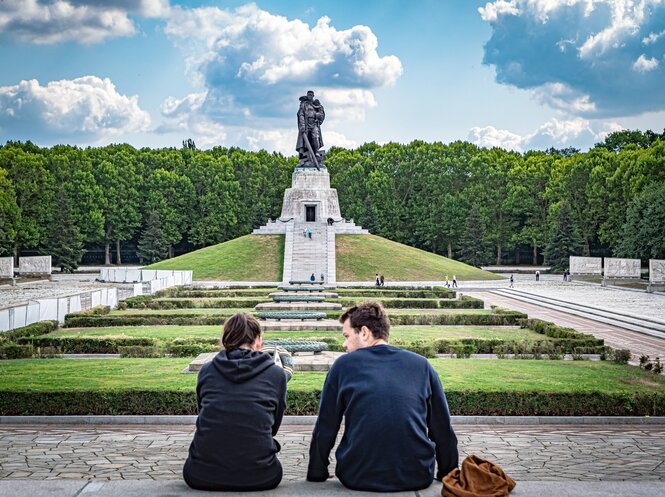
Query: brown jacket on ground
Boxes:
[{"xmin": 442, "ymin": 455, "xmax": 516, "ymax": 497}]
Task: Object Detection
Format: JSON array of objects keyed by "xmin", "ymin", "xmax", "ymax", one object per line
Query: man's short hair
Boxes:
[{"xmin": 339, "ymin": 302, "xmax": 390, "ymax": 340}]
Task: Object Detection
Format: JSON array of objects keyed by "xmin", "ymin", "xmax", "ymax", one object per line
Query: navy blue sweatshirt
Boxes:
[
  {"xmin": 307, "ymin": 345, "xmax": 458, "ymax": 492},
  {"xmin": 183, "ymin": 349, "xmax": 287, "ymax": 491}
]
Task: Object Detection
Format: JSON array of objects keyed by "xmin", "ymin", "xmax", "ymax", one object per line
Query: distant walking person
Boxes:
[
  {"xmin": 452, "ymin": 275, "xmax": 457, "ymax": 288},
  {"xmin": 375, "ymin": 274, "xmax": 380, "ymax": 287},
  {"xmin": 307, "ymin": 227, "xmax": 312, "ymax": 239},
  {"xmin": 310, "ymin": 273, "xmax": 316, "ymax": 282},
  {"xmin": 444, "ymin": 274, "xmax": 450, "ymax": 288},
  {"xmin": 535, "ymin": 270, "xmax": 540, "ymax": 282},
  {"xmin": 303, "ymin": 229, "xmax": 307, "ymax": 238},
  {"xmin": 563, "ymin": 269, "xmax": 568, "ymax": 281},
  {"xmin": 509, "ymin": 274, "xmax": 514, "ymax": 288},
  {"xmin": 379, "ymin": 275, "xmax": 385, "ymax": 287},
  {"xmin": 320, "ymin": 273, "xmax": 325, "ymax": 282}
]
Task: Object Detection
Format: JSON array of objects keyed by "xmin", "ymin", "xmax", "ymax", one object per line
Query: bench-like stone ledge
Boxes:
[{"xmin": 0, "ymin": 479, "xmax": 662, "ymax": 497}]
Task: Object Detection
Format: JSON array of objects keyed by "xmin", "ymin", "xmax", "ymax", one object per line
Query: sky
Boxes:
[{"xmin": 0, "ymin": 0, "xmax": 664, "ymax": 155}]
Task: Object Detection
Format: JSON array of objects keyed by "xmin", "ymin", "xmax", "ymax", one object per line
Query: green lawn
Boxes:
[
  {"xmin": 336, "ymin": 235, "xmax": 503, "ymax": 281},
  {"xmin": 1, "ymin": 358, "xmax": 662, "ymax": 395},
  {"xmin": 107, "ymin": 308, "xmax": 490, "ymax": 317},
  {"xmin": 146, "ymin": 235, "xmax": 284, "ymax": 281},
  {"xmin": 109, "ymin": 308, "xmax": 255, "ymax": 316},
  {"xmin": 50, "ymin": 325, "xmax": 549, "ymax": 343}
]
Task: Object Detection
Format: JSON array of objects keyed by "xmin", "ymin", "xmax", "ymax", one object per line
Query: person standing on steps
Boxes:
[
  {"xmin": 308, "ymin": 227, "xmax": 312, "ymax": 239},
  {"xmin": 310, "ymin": 273, "xmax": 316, "ymax": 282},
  {"xmin": 535, "ymin": 270, "xmax": 540, "ymax": 282},
  {"xmin": 509, "ymin": 274, "xmax": 514, "ymax": 288}
]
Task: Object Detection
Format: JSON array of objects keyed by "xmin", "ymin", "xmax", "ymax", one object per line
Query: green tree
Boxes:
[
  {"xmin": 544, "ymin": 201, "xmax": 583, "ymax": 271},
  {"xmin": 459, "ymin": 203, "xmax": 490, "ymax": 267},
  {"xmin": 44, "ymin": 185, "xmax": 85, "ymax": 272},
  {"xmin": 618, "ymin": 182, "xmax": 665, "ymax": 259},
  {"xmin": 0, "ymin": 168, "xmax": 20, "ymax": 257},
  {"xmin": 137, "ymin": 209, "xmax": 169, "ymax": 264},
  {"xmin": 0, "ymin": 147, "xmax": 55, "ymax": 263}
]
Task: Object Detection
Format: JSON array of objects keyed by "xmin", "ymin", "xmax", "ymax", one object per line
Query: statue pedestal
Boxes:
[{"xmin": 253, "ymin": 167, "xmax": 367, "ymax": 235}]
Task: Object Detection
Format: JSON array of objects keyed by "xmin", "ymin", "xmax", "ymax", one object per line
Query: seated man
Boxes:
[{"xmin": 307, "ymin": 302, "xmax": 458, "ymax": 492}]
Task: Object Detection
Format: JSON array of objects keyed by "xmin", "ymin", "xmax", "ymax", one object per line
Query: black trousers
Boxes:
[{"xmin": 183, "ymin": 459, "xmax": 282, "ymax": 492}]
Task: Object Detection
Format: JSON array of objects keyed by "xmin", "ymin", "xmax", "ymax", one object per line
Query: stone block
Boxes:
[
  {"xmin": 18, "ymin": 256, "xmax": 51, "ymax": 276},
  {"xmin": 604, "ymin": 257, "xmax": 641, "ymax": 278},
  {"xmin": 649, "ymin": 259, "xmax": 665, "ymax": 283},
  {"xmin": 569, "ymin": 256, "xmax": 602, "ymax": 275},
  {"xmin": 0, "ymin": 257, "xmax": 13, "ymax": 278}
]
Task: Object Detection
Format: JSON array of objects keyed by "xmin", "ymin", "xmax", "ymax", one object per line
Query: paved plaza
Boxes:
[{"xmin": 1, "ymin": 423, "xmax": 663, "ymax": 482}]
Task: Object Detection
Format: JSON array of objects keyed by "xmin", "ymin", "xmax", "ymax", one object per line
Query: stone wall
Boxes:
[
  {"xmin": 650, "ymin": 259, "xmax": 665, "ymax": 283},
  {"xmin": 569, "ymin": 256, "xmax": 602, "ymax": 275},
  {"xmin": 0, "ymin": 257, "xmax": 13, "ymax": 278},
  {"xmin": 18, "ymin": 256, "xmax": 51, "ymax": 276},
  {"xmin": 604, "ymin": 258, "xmax": 641, "ymax": 279}
]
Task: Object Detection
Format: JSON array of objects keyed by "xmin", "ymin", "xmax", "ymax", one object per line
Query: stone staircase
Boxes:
[{"xmin": 285, "ymin": 222, "xmax": 331, "ymax": 284}]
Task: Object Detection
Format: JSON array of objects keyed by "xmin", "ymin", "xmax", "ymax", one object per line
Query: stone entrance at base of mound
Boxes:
[{"xmin": 186, "ymin": 351, "xmax": 342, "ymax": 373}]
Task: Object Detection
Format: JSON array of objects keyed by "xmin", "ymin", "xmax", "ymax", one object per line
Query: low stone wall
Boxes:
[
  {"xmin": 18, "ymin": 256, "xmax": 51, "ymax": 276},
  {"xmin": 604, "ymin": 258, "xmax": 641, "ymax": 279},
  {"xmin": 569, "ymin": 256, "xmax": 602, "ymax": 275},
  {"xmin": 650, "ymin": 259, "xmax": 665, "ymax": 284},
  {"xmin": 0, "ymin": 257, "xmax": 13, "ymax": 279}
]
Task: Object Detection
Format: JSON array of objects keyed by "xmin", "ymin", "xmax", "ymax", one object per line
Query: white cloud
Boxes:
[
  {"xmin": 480, "ymin": 0, "xmax": 665, "ymax": 116},
  {"xmin": 469, "ymin": 118, "xmax": 623, "ymax": 151},
  {"xmin": 0, "ymin": 0, "xmax": 170, "ymax": 44},
  {"xmin": 468, "ymin": 125, "xmax": 524, "ymax": 150},
  {"xmin": 0, "ymin": 76, "xmax": 151, "ymax": 143},
  {"xmin": 643, "ymin": 29, "xmax": 665, "ymax": 45},
  {"xmin": 533, "ymin": 83, "xmax": 596, "ymax": 113},
  {"xmin": 478, "ymin": 1, "xmax": 519, "ymax": 22},
  {"xmin": 633, "ymin": 54, "xmax": 659, "ymax": 72},
  {"xmin": 164, "ymin": 4, "xmax": 402, "ymax": 122}
]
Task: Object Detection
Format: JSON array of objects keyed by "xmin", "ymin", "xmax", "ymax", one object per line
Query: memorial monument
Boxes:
[{"xmin": 253, "ymin": 90, "xmax": 368, "ymax": 284}]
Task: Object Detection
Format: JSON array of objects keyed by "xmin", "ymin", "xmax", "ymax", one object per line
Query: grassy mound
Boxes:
[
  {"xmin": 336, "ymin": 235, "xmax": 503, "ymax": 281},
  {"xmin": 146, "ymin": 235, "xmax": 284, "ymax": 281}
]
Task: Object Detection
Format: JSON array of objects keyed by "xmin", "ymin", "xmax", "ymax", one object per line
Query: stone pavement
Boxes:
[
  {"xmin": 469, "ymin": 291, "xmax": 665, "ymax": 362},
  {"xmin": 1, "ymin": 424, "xmax": 663, "ymax": 482}
]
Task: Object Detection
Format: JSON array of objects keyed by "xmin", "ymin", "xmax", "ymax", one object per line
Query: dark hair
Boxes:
[
  {"xmin": 339, "ymin": 302, "xmax": 390, "ymax": 340},
  {"xmin": 222, "ymin": 312, "xmax": 262, "ymax": 351}
]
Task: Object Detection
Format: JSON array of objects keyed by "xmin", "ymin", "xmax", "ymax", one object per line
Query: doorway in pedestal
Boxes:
[{"xmin": 305, "ymin": 205, "xmax": 316, "ymax": 222}]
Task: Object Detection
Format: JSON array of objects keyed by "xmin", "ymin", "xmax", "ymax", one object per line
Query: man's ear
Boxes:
[{"xmin": 360, "ymin": 326, "xmax": 371, "ymax": 341}]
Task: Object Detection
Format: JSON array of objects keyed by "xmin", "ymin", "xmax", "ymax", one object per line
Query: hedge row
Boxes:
[
  {"xmin": 0, "ymin": 390, "xmax": 662, "ymax": 416},
  {"xmin": 0, "ymin": 321, "xmax": 59, "ymax": 341},
  {"xmin": 19, "ymin": 336, "xmax": 156, "ymax": 354},
  {"xmin": 336, "ymin": 289, "xmax": 456, "ymax": 299},
  {"xmin": 389, "ymin": 311, "xmax": 526, "ymax": 326},
  {"xmin": 336, "ymin": 296, "xmax": 484, "ymax": 309},
  {"xmin": 125, "ymin": 298, "xmax": 269, "ymax": 310},
  {"xmin": 160, "ymin": 290, "xmax": 275, "ymax": 298},
  {"xmin": 520, "ymin": 319, "xmax": 603, "ymax": 341}
]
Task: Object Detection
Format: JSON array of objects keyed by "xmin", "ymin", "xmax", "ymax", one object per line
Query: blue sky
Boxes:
[{"xmin": 0, "ymin": 0, "xmax": 663, "ymax": 154}]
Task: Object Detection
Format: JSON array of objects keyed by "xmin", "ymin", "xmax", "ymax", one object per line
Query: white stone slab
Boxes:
[
  {"xmin": 18, "ymin": 255, "xmax": 51, "ymax": 275},
  {"xmin": 0, "ymin": 257, "xmax": 13, "ymax": 278},
  {"xmin": 569, "ymin": 256, "xmax": 602, "ymax": 275},
  {"xmin": 604, "ymin": 257, "xmax": 641, "ymax": 278},
  {"xmin": 649, "ymin": 259, "xmax": 665, "ymax": 283},
  {"xmin": 0, "ymin": 309, "xmax": 9, "ymax": 332}
]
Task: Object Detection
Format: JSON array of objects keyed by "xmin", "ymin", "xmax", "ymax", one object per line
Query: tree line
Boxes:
[{"xmin": 0, "ymin": 130, "xmax": 663, "ymax": 272}]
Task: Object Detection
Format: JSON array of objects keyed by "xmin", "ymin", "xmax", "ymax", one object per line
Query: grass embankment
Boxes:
[
  {"xmin": 336, "ymin": 235, "xmax": 503, "ymax": 281},
  {"xmin": 1, "ymin": 359, "xmax": 663, "ymax": 416},
  {"xmin": 146, "ymin": 235, "xmax": 284, "ymax": 281},
  {"xmin": 49, "ymin": 325, "xmax": 541, "ymax": 343}
]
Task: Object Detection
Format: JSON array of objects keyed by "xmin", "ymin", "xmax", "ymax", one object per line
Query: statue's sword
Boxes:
[{"xmin": 301, "ymin": 131, "xmax": 321, "ymax": 171}]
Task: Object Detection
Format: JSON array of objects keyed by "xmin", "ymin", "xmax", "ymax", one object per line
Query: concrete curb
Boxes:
[{"xmin": 1, "ymin": 415, "xmax": 663, "ymax": 425}]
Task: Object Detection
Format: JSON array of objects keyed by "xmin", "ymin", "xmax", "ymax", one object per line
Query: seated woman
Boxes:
[{"xmin": 183, "ymin": 312, "xmax": 288, "ymax": 491}]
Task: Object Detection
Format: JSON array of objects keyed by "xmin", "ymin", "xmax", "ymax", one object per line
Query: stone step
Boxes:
[
  {"xmin": 255, "ymin": 302, "xmax": 342, "ymax": 311},
  {"xmin": 261, "ymin": 319, "xmax": 342, "ymax": 331}
]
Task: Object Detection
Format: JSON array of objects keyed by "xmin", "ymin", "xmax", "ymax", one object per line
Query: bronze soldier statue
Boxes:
[{"xmin": 296, "ymin": 90, "xmax": 325, "ymax": 169}]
